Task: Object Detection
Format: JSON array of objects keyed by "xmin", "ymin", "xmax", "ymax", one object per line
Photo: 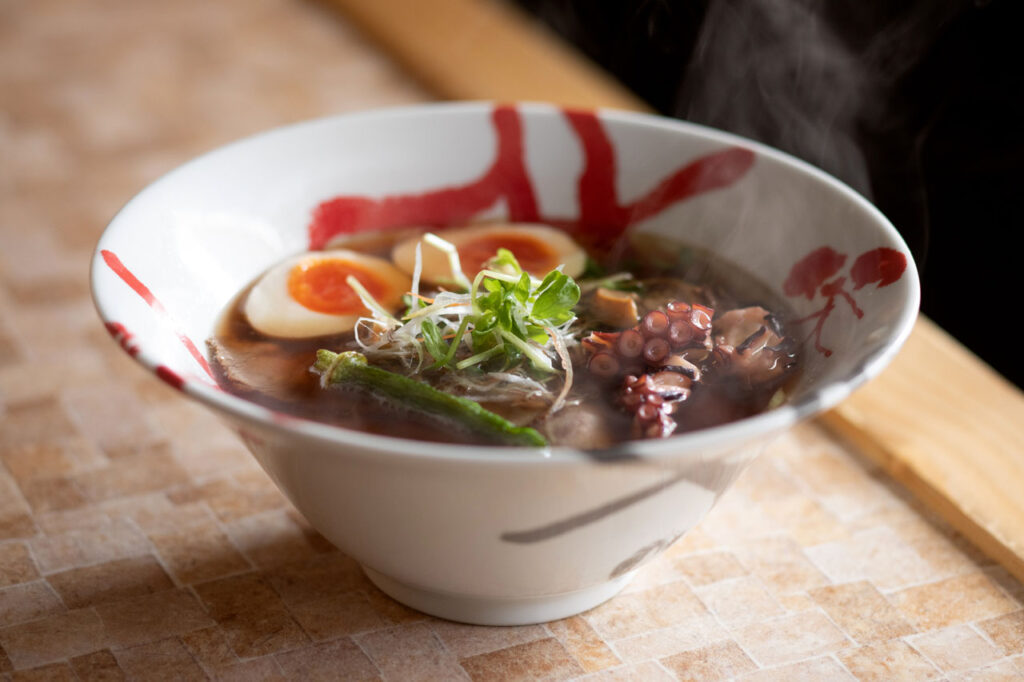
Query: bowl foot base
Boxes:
[{"xmin": 362, "ymin": 566, "xmax": 636, "ymax": 626}]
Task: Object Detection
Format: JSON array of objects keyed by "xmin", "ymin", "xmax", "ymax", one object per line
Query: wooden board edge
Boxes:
[{"xmin": 820, "ymin": 408, "xmax": 1024, "ymax": 586}]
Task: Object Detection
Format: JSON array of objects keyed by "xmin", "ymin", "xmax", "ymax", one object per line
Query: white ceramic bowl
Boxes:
[{"xmin": 91, "ymin": 102, "xmax": 919, "ymax": 625}]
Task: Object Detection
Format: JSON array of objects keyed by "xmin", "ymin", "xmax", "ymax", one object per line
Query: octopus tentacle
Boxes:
[{"xmin": 582, "ymin": 300, "xmax": 795, "ymax": 440}]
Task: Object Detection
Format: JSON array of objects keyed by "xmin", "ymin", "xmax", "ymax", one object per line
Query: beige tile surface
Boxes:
[
  {"xmin": 1, "ymin": 0, "xmax": 1022, "ymax": 679},
  {"xmin": 660, "ymin": 640, "xmax": 758, "ymax": 681},
  {"xmin": 837, "ymin": 639, "xmax": 942, "ymax": 681}
]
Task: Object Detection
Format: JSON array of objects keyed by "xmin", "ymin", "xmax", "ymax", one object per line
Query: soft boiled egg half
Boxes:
[
  {"xmin": 244, "ymin": 250, "xmax": 411, "ymax": 338},
  {"xmin": 392, "ymin": 223, "xmax": 587, "ymax": 286}
]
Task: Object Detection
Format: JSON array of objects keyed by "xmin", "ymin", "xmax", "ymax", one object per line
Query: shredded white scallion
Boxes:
[
  {"xmin": 409, "ymin": 241, "xmax": 423, "ymax": 313},
  {"xmin": 344, "ymin": 232, "xmax": 578, "ymax": 412},
  {"xmin": 423, "ymin": 232, "xmax": 472, "ymax": 291},
  {"xmin": 345, "ymin": 275, "xmax": 399, "ymax": 327},
  {"xmin": 547, "ymin": 326, "xmax": 573, "ymax": 416}
]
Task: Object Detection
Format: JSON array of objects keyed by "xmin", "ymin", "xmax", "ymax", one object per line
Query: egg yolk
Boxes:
[
  {"xmin": 458, "ymin": 234, "xmax": 556, "ymax": 277},
  {"xmin": 287, "ymin": 258, "xmax": 389, "ymax": 315}
]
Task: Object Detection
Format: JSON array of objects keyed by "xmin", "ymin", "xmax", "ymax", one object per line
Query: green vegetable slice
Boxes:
[{"xmin": 313, "ymin": 350, "xmax": 548, "ymax": 448}]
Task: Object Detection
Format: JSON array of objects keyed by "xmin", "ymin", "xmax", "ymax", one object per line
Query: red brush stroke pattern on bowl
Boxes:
[
  {"xmin": 104, "ymin": 321, "xmax": 139, "ymax": 357},
  {"xmin": 99, "ymin": 250, "xmax": 216, "ymax": 391},
  {"xmin": 786, "ymin": 247, "xmax": 908, "ymax": 356},
  {"xmin": 308, "ymin": 105, "xmax": 756, "ymax": 249}
]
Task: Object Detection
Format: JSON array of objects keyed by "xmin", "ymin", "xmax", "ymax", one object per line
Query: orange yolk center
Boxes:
[
  {"xmin": 287, "ymin": 259, "xmax": 389, "ymax": 315},
  {"xmin": 458, "ymin": 235, "xmax": 556, "ymax": 276}
]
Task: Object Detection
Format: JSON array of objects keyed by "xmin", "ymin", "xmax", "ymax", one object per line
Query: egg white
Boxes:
[{"xmin": 244, "ymin": 250, "xmax": 410, "ymax": 338}]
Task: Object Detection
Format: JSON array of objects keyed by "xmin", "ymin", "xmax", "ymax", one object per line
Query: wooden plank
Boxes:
[
  {"xmin": 323, "ymin": 0, "xmax": 649, "ymax": 111},
  {"xmin": 324, "ymin": 0, "xmax": 1024, "ymax": 583},
  {"xmin": 822, "ymin": 317, "xmax": 1024, "ymax": 581}
]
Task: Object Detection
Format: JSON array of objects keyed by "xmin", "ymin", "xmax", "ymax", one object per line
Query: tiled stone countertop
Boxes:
[{"xmin": 1, "ymin": 1, "xmax": 1022, "ymax": 679}]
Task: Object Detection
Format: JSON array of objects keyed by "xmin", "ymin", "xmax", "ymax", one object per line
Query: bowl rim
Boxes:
[{"xmin": 90, "ymin": 100, "xmax": 920, "ymax": 464}]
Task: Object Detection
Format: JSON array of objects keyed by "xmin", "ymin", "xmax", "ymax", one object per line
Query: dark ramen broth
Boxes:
[{"xmin": 208, "ymin": 234, "xmax": 801, "ymax": 448}]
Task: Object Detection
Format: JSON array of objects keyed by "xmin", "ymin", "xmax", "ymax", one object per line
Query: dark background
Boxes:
[{"xmin": 514, "ymin": 0, "xmax": 1023, "ymax": 387}]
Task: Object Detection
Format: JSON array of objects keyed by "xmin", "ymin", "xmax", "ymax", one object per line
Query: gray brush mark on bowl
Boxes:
[
  {"xmin": 609, "ymin": 538, "xmax": 679, "ymax": 579},
  {"xmin": 500, "ymin": 454, "xmax": 738, "ymax": 544}
]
